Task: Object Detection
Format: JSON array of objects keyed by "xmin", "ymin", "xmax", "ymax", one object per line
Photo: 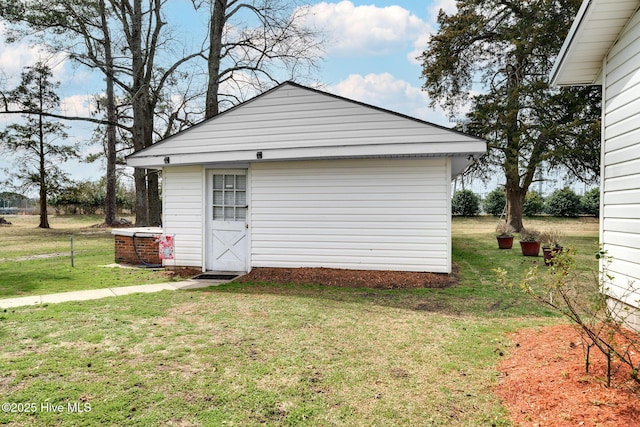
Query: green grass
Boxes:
[
  {"xmin": 0, "ymin": 215, "xmax": 174, "ymax": 298},
  {"xmin": 448, "ymin": 216, "xmax": 600, "ymax": 316},
  {"xmin": 1, "ymin": 289, "xmax": 528, "ymax": 426},
  {"xmin": 0, "ymin": 215, "xmax": 600, "ymax": 426}
]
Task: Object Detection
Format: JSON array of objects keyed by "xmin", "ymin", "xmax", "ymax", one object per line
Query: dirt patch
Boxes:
[
  {"xmin": 91, "ymin": 218, "xmax": 134, "ymax": 228},
  {"xmin": 495, "ymin": 324, "xmax": 640, "ymax": 426},
  {"xmin": 234, "ymin": 267, "xmax": 457, "ymax": 289},
  {"xmin": 164, "ymin": 267, "xmax": 203, "ymax": 279},
  {"xmin": 0, "ymin": 252, "xmax": 75, "ymax": 262}
]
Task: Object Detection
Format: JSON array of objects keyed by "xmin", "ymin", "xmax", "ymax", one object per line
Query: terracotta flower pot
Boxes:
[
  {"xmin": 497, "ymin": 236, "xmax": 514, "ymax": 249},
  {"xmin": 543, "ymin": 246, "xmax": 563, "ymax": 265},
  {"xmin": 520, "ymin": 241, "xmax": 540, "ymax": 257}
]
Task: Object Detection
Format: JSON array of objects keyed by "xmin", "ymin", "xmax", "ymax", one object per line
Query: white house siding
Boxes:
[
  {"xmin": 162, "ymin": 166, "xmax": 204, "ymax": 268},
  {"xmin": 249, "ymin": 158, "xmax": 452, "ymax": 273},
  {"xmin": 603, "ymin": 7, "xmax": 640, "ymax": 323}
]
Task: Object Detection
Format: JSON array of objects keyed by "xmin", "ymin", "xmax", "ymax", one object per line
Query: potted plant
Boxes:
[
  {"xmin": 519, "ymin": 228, "xmax": 541, "ymax": 257},
  {"xmin": 496, "ymin": 223, "xmax": 515, "ymax": 249},
  {"xmin": 541, "ymin": 229, "xmax": 564, "ymax": 265}
]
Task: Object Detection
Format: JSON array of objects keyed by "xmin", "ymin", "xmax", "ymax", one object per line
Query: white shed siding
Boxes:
[
  {"xmin": 162, "ymin": 166, "xmax": 204, "ymax": 268},
  {"xmin": 603, "ymin": 7, "xmax": 640, "ymax": 307},
  {"xmin": 143, "ymin": 88, "xmax": 469, "ymax": 155},
  {"xmin": 250, "ymin": 158, "xmax": 451, "ymax": 273},
  {"xmin": 128, "ymin": 83, "xmax": 486, "ymax": 173}
]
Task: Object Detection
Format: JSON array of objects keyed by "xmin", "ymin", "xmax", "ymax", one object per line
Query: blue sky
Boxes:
[{"xmin": 0, "ymin": 0, "xmax": 463, "ymax": 189}]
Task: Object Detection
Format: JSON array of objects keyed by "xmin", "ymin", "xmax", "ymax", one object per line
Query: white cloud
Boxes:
[
  {"xmin": 305, "ymin": 1, "xmax": 431, "ymax": 56},
  {"xmin": 408, "ymin": 32, "xmax": 431, "ymax": 65},
  {"xmin": 60, "ymin": 94, "xmax": 95, "ymax": 118},
  {"xmin": 0, "ymin": 47, "xmax": 40, "ymax": 85},
  {"xmin": 0, "ymin": 22, "xmax": 69, "ymax": 85},
  {"xmin": 328, "ymin": 72, "xmax": 449, "ymax": 125},
  {"xmin": 430, "ymin": 0, "xmax": 458, "ymax": 17},
  {"xmin": 406, "ymin": 0, "xmax": 458, "ymax": 64}
]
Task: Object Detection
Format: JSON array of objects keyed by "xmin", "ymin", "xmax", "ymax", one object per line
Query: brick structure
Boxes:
[{"xmin": 112, "ymin": 228, "xmax": 162, "ymax": 266}]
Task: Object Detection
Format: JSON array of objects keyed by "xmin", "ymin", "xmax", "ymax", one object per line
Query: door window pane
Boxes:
[
  {"xmin": 224, "ymin": 207, "xmax": 235, "ymax": 221},
  {"xmin": 236, "ymin": 207, "xmax": 247, "ymax": 220},
  {"xmin": 236, "ymin": 190, "xmax": 246, "ymax": 205},
  {"xmin": 236, "ymin": 175, "xmax": 246, "ymax": 190},
  {"xmin": 213, "ymin": 175, "xmax": 223, "ymax": 189},
  {"xmin": 224, "ymin": 191, "xmax": 234, "ymax": 205},
  {"xmin": 212, "ymin": 173, "xmax": 247, "ymax": 221},
  {"xmin": 213, "ymin": 190, "xmax": 223, "ymax": 204},
  {"xmin": 213, "ymin": 206, "xmax": 223, "ymax": 220}
]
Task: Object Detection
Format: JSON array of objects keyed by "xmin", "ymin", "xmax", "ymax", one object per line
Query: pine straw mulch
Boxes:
[
  {"xmin": 234, "ymin": 266, "xmax": 457, "ymax": 289},
  {"xmin": 495, "ymin": 324, "xmax": 640, "ymax": 427}
]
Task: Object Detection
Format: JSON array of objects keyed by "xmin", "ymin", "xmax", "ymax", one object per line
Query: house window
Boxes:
[{"xmin": 212, "ymin": 174, "xmax": 247, "ymax": 221}]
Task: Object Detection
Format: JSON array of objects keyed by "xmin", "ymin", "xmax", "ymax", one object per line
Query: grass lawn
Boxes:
[
  {"xmin": 0, "ymin": 215, "xmax": 600, "ymax": 426},
  {"xmin": 0, "ymin": 215, "xmax": 174, "ymax": 298}
]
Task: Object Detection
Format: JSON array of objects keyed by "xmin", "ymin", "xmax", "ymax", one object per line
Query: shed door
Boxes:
[{"xmin": 208, "ymin": 172, "xmax": 248, "ymax": 272}]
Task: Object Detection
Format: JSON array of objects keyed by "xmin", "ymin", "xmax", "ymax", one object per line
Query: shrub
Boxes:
[
  {"xmin": 518, "ymin": 227, "xmax": 541, "ymax": 242},
  {"xmin": 452, "ymin": 189, "xmax": 481, "ymax": 216},
  {"xmin": 539, "ymin": 229, "xmax": 564, "ymax": 248},
  {"xmin": 482, "ymin": 187, "xmax": 506, "ymax": 216},
  {"xmin": 523, "ymin": 191, "xmax": 545, "ymax": 216},
  {"xmin": 496, "ymin": 250, "xmax": 640, "ymax": 387},
  {"xmin": 581, "ymin": 187, "xmax": 600, "ymax": 217},
  {"xmin": 545, "ymin": 187, "xmax": 581, "ymax": 217},
  {"xmin": 496, "ymin": 222, "xmax": 515, "ymax": 237}
]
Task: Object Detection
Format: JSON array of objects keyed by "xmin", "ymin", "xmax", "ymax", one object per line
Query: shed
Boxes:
[
  {"xmin": 551, "ymin": 0, "xmax": 640, "ymax": 329},
  {"xmin": 127, "ymin": 82, "xmax": 486, "ymax": 274}
]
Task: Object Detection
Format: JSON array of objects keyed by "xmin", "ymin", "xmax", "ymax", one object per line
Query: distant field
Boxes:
[{"xmin": 452, "ymin": 214, "xmax": 599, "ymax": 236}]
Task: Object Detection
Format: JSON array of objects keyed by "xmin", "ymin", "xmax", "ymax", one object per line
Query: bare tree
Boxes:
[
  {"xmin": 198, "ymin": 0, "xmax": 323, "ymax": 118},
  {"xmin": 1, "ymin": 0, "xmax": 322, "ymax": 225},
  {"xmin": 1, "ymin": 0, "xmax": 202, "ymax": 226}
]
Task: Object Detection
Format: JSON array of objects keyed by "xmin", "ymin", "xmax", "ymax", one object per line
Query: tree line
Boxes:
[{"xmin": 452, "ymin": 187, "xmax": 600, "ymax": 218}]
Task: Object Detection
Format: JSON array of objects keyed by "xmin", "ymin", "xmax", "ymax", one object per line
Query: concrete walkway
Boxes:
[{"xmin": 0, "ymin": 279, "xmax": 230, "ymax": 309}]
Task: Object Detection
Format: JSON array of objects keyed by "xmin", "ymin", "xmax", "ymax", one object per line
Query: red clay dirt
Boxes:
[{"xmin": 496, "ymin": 324, "xmax": 639, "ymax": 426}]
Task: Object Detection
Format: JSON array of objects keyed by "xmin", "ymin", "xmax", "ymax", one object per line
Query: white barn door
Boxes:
[{"xmin": 208, "ymin": 171, "xmax": 248, "ymax": 272}]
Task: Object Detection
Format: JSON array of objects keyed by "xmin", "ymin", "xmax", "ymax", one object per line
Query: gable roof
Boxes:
[
  {"xmin": 551, "ymin": 0, "xmax": 640, "ymax": 86},
  {"xmin": 128, "ymin": 82, "xmax": 486, "ymax": 177}
]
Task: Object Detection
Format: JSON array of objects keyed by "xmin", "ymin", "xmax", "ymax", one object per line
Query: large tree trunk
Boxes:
[
  {"xmin": 104, "ymin": 103, "xmax": 117, "ymax": 225},
  {"xmin": 147, "ymin": 170, "xmax": 161, "ymax": 226},
  {"xmin": 37, "ymin": 96, "xmax": 50, "ymax": 229},
  {"xmin": 129, "ymin": 0, "xmax": 150, "ymax": 226},
  {"xmin": 39, "ymin": 182, "xmax": 49, "ymax": 228},
  {"xmin": 102, "ymin": 0, "xmax": 117, "ymax": 226},
  {"xmin": 38, "ymin": 147, "xmax": 49, "ymax": 229},
  {"xmin": 505, "ymin": 185, "xmax": 525, "ymax": 232},
  {"xmin": 133, "ymin": 168, "xmax": 148, "ymax": 226},
  {"xmin": 205, "ymin": 0, "xmax": 226, "ymax": 119},
  {"xmin": 144, "ymin": 96, "xmax": 161, "ymax": 225},
  {"xmin": 503, "ymin": 60, "xmax": 527, "ymax": 232}
]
